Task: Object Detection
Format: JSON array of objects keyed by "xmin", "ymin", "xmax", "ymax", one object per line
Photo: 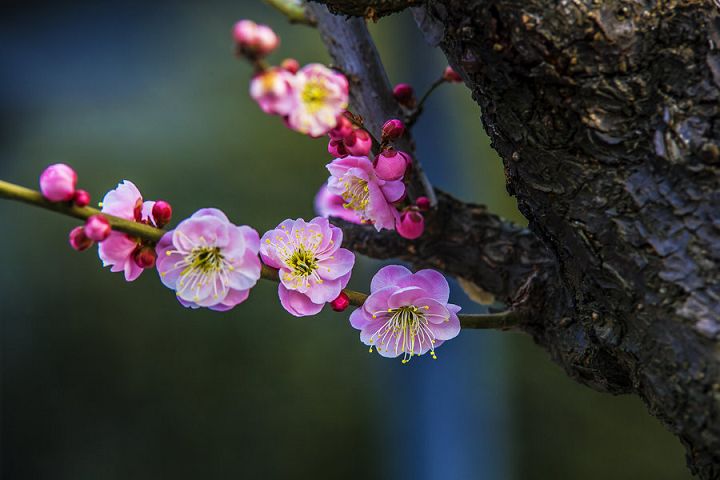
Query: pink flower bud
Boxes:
[
  {"xmin": 39, "ymin": 163, "xmax": 77, "ymax": 202},
  {"xmin": 69, "ymin": 226, "xmax": 94, "ymax": 251},
  {"xmin": 392, "ymin": 83, "xmax": 415, "ymax": 107},
  {"xmin": 232, "ymin": 20, "xmax": 256, "ymax": 45},
  {"xmin": 152, "ymin": 200, "xmax": 173, "ymax": 228},
  {"xmin": 330, "ymin": 291, "xmax": 350, "ymax": 312},
  {"xmin": 443, "ymin": 65, "xmax": 462, "ymax": 83},
  {"xmin": 344, "ymin": 129, "xmax": 372, "ymax": 156},
  {"xmin": 84, "ymin": 214, "xmax": 111, "ymax": 241},
  {"xmin": 280, "ymin": 58, "xmax": 300, "ymax": 74},
  {"xmin": 328, "ymin": 138, "xmax": 349, "ymax": 158},
  {"xmin": 232, "ymin": 20, "xmax": 279, "ymax": 57},
  {"xmin": 328, "ymin": 115, "xmax": 353, "ymax": 141},
  {"xmin": 416, "ymin": 196, "xmax": 431, "ymax": 211},
  {"xmin": 381, "ymin": 119, "xmax": 405, "ymax": 141},
  {"xmin": 254, "ymin": 25, "xmax": 279, "ymax": 55},
  {"xmin": 375, "ymin": 148, "xmax": 407, "ymax": 181},
  {"xmin": 396, "ymin": 210, "xmax": 424, "ymax": 240},
  {"xmin": 133, "ymin": 246, "xmax": 157, "ymax": 269},
  {"xmin": 73, "ymin": 189, "xmax": 91, "ymax": 207}
]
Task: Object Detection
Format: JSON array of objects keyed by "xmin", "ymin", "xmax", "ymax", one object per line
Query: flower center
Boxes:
[
  {"xmin": 341, "ymin": 177, "xmax": 370, "ymax": 214},
  {"xmin": 301, "ymin": 80, "xmax": 328, "ymax": 113},
  {"xmin": 369, "ymin": 304, "xmax": 439, "ymax": 363},
  {"xmin": 188, "ymin": 246, "xmax": 223, "ymax": 273},
  {"xmin": 288, "ymin": 245, "xmax": 318, "ymax": 277}
]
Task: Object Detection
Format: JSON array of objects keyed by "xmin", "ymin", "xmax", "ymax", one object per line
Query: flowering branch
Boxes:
[
  {"xmin": 0, "ymin": 178, "xmax": 525, "ymax": 330},
  {"xmin": 307, "ymin": 3, "xmax": 436, "ymax": 206}
]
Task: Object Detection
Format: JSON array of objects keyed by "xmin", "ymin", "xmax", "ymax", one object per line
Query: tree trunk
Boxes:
[{"xmin": 309, "ymin": 1, "xmax": 720, "ymax": 477}]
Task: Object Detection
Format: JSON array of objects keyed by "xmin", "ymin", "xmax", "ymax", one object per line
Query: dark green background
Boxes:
[{"xmin": 0, "ymin": 1, "xmax": 691, "ymax": 478}]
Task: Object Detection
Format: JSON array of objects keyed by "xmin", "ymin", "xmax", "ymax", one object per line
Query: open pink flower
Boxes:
[
  {"xmin": 286, "ymin": 63, "xmax": 349, "ymax": 137},
  {"xmin": 250, "ymin": 67, "xmax": 295, "ymax": 115},
  {"xmin": 314, "ymin": 183, "xmax": 363, "ymax": 224},
  {"xmin": 349, "ymin": 265, "xmax": 461, "ymax": 363},
  {"xmin": 98, "ymin": 181, "xmax": 156, "ymax": 281},
  {"xmin": 326, "ymin": 156, "xmax": 404, "ymax": 231},
  {"xmin": 155, "ymin": 208, "xmax": 261, "ymax": 311},
  {"xmin": 260, "ymin": 217, "xmax": 355, "ymax": 316}
]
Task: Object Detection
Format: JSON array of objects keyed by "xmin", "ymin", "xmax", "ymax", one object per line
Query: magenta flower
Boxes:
[
  {"xmin": 250, "ymin": 67, "xmax": 295, "ymax": 116},
  {"xmin": 326, "ymin": 156, "xmax": 405, "ymax": 231},
  {"xmin": 286, "ymin": 63, "xmax": 349, "ymax": 137},
  {"xmin": 155, "ymin": 208, "xmax": 261, "ymax": 311},
  {"xmin": 349, "ymin": 265, "xmax": 461, "ymax": 363},
  {"xmin": 98, "ymin": 181, "xmax": 156, "ymax": 281},
  {"xmin": 314, "ymin": 183, "xmax": 363, "ymax": 224},
  {"xmin": 260, "ymin": 217, "xmax": 355, "ymax": 316}
]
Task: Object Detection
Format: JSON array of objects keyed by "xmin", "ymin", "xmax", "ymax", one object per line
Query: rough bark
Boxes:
[{"xmin": 309, "ymin": 0, "xmax": 720, "ymax": 477}]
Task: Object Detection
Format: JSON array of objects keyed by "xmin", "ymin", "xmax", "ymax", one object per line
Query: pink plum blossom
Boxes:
[
  {"xmin": 314, "ymin": 183, "xmax": 363, "ymax": 224},
  {"xmin": 326, "ymin": 156, "xmax": 404, "ymax": 231},
  {"xmin": 98, "ymin": 181, "xmax": 156, "ymax": 281},
  {"xmin": 156, "ymin": 208, "xmax": 261, "ymax": 311},
  {"xmin": 250, "ymin": 67, "xmax": 295, "ymax": 115},
  {"xmin": 260, "ymin": 217, "xmax": 355, "ymax": 317},
  {"xmin": 286, "ymin": 63, "xmax": 349, "ymax": 137},
  {"xmin": 39, "ymin": 163, "xmax": 77, "ymax": 202},
  {"xmin": 350, "ymin": 265, "xmax": 461, "ymax": 362}
]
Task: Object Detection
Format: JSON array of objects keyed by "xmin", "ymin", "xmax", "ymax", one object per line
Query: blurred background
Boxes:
[{"xmin": 0, "ymin": 1, "xmax": 692, "ymax": 479}]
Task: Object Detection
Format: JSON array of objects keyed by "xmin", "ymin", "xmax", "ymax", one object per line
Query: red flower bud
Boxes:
[
  {"xmin": 152, "ymin": 200, "xmax": 173, "ymax": 228},
  {"xmin": 73, "ymin": 189, "xmax": 90, "ymax": 207},
  {"xmin": 328, "ymin": 138, "xmax": 349, "ymax": 158},
  {"xmin": 415, "ymin": 196, "xmax": 431, "ymax": 211},
  {"xmin": 381, "ymin": 119, "xmax": 405, "ymax": 141},
  {"xmin": 330, "ymin": 292, "xmax": 350, "ymax": 312},
  {"xmin": 280, "ymin": 58, "xmax": 300, "ymax": 74},
  {"xmin": 443, "ymin": 65, "xmax": 462, "ymax": 83},
  {"xmin": 39, "ymin": 163, "xmax": 77, "ymax": 202},
  {"xmin": 392, "ymin": 83, "xmax": 415, "ymax": 107},
  {"xmin": 328, "ymin": 115, "xmax": 353, "ymax": 141},
  {"xmin": 69, "ymin": 226, "xmax": 94, "ymax": 251},
  {"xmin": 133, "ymin": 246, "xmax": 157, "ymax": 269}
]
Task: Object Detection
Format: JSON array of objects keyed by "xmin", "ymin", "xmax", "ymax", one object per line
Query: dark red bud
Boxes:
[
  {"xmin": 152, "ymin": 200, "xmax": 173, "ymax": 228},
  {"xmin": 330, "ymin": 292, "xmax": 351, "ymax": 312}
]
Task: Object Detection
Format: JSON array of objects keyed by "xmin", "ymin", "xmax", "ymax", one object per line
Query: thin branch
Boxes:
[
  {"xmin": 0, "ymin": 178, "xmax": 522, "ymax": 330},
  {"xmin": 265, "ymin": 0, "xmax": 317, "ymax": 26},
  {"xmin": 307, "ymin": 3, "xmax": 437, "ymax": 206}
]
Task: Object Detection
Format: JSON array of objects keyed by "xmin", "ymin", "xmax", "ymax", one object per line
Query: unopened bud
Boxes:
[
  {"xmin": 443, "ymin": 65, "xmax": 462, "ymax": 83},
  {"xmin": 396, "ymin": 210, "xmax": 425, "ymax": 240},
  {"xmin": 84, "ymin": 214, "xmax": 111, "ymax": 241},
  {"xmin": 73, "ymin": 189, "xmax": 91, "ymax": 207},
  {"xmin": 40, "ymin": 163, "xmax": 77, "ymax": 202},
  {"xmin": 280, "ymin": 58, "xmax": 300, "ymax": 74},
  {"xmin": 344, "ymin": 129, "xmax": 372, "ymax": 156},
  {"xmin": 69, "ymin": 226, "xmax": 94, "ymax": 251},
  {"xmin": 328, "ymin": 138, "xmax": 349, "ymax": 158},
  {"xmin": 392, "ymin": 83, "xmax": 415, "ymax": 107},
  {"xmin": 152, "ymin": 200, "xmax": 173, "ymax": 228},
  {"xmin": 381, "ymin": 119, "xmax": 405, "ymax": 141},
  {"xmin": 330, "ymin": 292, "xmax": 350, "ymax": 312},
  {"xmin": 375, "ymin": 148, "xmax": 407, "ymax": 181},
  {"xmin": 415, "ymin": 196, "xmax": 431, "ymax": 211},
  {"xmin": 133, "ymin": 246, "xmax": 157, "ymax": 269},
  {"xmin": 328, "ymin": 115, "xmax": 353, "ymax": 141}
]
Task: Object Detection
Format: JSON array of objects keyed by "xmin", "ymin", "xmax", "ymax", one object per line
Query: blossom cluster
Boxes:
[{"xmin": 29, "ymin": 21, "xmax": 467, "ymax": 364}]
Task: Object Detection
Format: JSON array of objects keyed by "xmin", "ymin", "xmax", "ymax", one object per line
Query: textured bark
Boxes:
[
  {"xmin": 310, "ymin": 0, "xmax": 720, "ymax": 477},
  {"xmin": 312, "ymin": 0, "xmax": 420, "ymax": 19}
]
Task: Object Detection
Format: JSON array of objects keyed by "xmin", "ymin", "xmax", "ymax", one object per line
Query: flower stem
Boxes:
[{"xmin": 0, "ymin": 178, "xmax": 524, "ymax": 330}]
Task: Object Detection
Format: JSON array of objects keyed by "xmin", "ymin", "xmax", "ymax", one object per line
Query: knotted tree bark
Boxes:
[{"xmin": 308, "ymin": 0, "xmax": 720, "ymax": 477}]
